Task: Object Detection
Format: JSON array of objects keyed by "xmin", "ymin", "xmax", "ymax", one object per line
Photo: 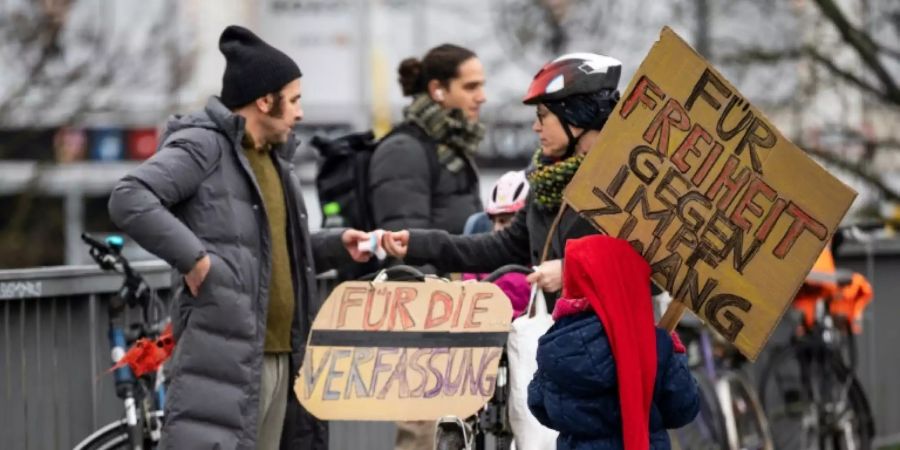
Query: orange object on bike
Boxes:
[
  {"xmin": 830, "ymin": 273, "xmax": 873, "ymax": 334},
  {"xmin": 793, "ymin": 247, "xmax": 841, "ymax": 329},
  {"xmin": 109, "ymin": 323, "xmax": 175, "ymax": 377},
  {"xmin": 792, "ymin": 247, "xmax": 873, "ymax": 333}
]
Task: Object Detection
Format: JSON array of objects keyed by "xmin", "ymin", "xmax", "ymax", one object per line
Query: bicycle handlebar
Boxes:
[
  {"xmin": 481, "ymin": 264, "xmax": 533, "ymax": 283},
  {"xmin": 358, "ymin": 265, "xmax": 428, "ymax": 282},
  {"xmin": 82, "ymin": 233, "xmax": 152, "ymax": 311},
  {"xmin": 359, "ymin": 264, "xmax": 535, "ymax": 284},
  {"xmin": 81, "ymin": 232, "xmax": 110, "ymax": 252},
  {"xmin": 82, "ymin": 233, "xmax": 122, "ymax": 271}
]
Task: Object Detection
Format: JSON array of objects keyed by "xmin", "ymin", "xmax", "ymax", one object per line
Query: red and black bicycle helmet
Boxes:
[
  {"xmin": 523, "ymin": 53, "xmax": 623, "ymax": 158},
  {"xmin": 523, "ymin": 52, "xmax": 622, "ymax": 105}
]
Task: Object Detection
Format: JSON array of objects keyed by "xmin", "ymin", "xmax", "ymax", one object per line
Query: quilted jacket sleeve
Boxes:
[
  {"xmin": 527, "ymin": 371, "xmax": 554, "ymax": 428},
  {"xmin": 656, "ymin": 331, "xmax": 701, "ymax": 429},
  {"xmin": 108, "ymin": 130, "xmax": 221, "ymax": 273}
]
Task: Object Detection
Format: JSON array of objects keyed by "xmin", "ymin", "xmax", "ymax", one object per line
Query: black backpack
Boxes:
[{"xmin": 310, "ymin": 123, "xmax": 439, "ymax": 231}]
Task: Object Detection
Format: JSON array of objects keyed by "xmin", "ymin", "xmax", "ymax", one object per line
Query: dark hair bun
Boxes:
[{"xmin": 398, "ymin": 58, "xmax": 424, "ymax": 96}]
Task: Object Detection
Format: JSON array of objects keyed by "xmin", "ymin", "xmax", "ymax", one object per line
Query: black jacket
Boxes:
[
  {"xmin": 405, "ymin": 192, "xmax": 597, "ymax": 271},
  {"xmin": 368, "ymin": 122, "xmax": 482, "ymax": 235}
]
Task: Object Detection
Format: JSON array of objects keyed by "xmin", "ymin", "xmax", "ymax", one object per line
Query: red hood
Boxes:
[{"xmin": 562, "ymin": 235, "xmax": 657, "ymax": 450}]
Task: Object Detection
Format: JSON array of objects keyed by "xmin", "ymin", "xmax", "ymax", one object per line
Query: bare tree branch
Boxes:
[
  {"xmin": 1, "ymin": 0, "xmax": 195, "ymax": 131},
  {"xmin": 812, "ymin": 0, "xmax": 900, "ymax": 103},
  {"xmin": 879, "ymin": 137, "xmax": 900, "ymax": 151},
  {"xmin": 805, "ymin": 47, "xmax": 892, "ymax": 101},
  {"xmin": 879, "ymin": 45, "xmax": 900, "ymax": 62},
  {"xmin": 719, "ymin": 43, "xmax": 898, "ymax": 109},
  {"xmin": 805, "ymin": 145, "xmax": 900, "ymax": 202},
  {"xmin": 719, "ymin": 46, "xmax": 803, "ymax": 65}
]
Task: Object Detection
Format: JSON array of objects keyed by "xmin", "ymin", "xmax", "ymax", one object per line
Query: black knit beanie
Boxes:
[{"xmin": 219, "ymin": 25, "xmax": 302, "ymax": 109}]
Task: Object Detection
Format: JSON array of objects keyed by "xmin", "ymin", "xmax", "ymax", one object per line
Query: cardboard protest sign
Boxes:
[
  {"xmin": 564, "ymin": 27, "xmax": 856, "ymax": 361},
  {"xmin": 294, "ymin": 280, "xmax": 512, "ymax": 421}
]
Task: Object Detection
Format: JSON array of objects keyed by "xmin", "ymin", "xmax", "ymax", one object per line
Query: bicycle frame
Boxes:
[
  {"xmin": 108, "ymin": 300, "xmax": 167, "ymax": 448},
  {"xmin": 761, "ymin": 253, "xmax": 876, "ymax": 450},
  {"xmin": 795, "ymin": 299, "xmax": 868, "ymax": 448},
  {"xmin": 74, "ymin": 233, "xmax": 168, "ymax": 450}
]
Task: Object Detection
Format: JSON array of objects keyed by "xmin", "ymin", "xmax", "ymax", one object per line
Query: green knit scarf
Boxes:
[
  {"xmin": 526, "ymin": 148, "xmax": 585, "ymax": 212},
  {"xmin": 403, "ymin": 94, "xmax": 486, "ymax": 173}
]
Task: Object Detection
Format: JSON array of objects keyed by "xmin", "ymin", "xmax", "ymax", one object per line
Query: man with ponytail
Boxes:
[{"xmin": 369, "ymin": 44, "xmax": 487, "ymax": 239}]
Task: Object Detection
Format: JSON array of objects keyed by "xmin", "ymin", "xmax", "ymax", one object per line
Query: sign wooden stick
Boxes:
[{"xmin": 658, "ymin": 301, "xmax": 687, "ymax": 332}]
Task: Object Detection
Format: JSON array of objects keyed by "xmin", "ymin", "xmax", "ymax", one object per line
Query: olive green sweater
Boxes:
[{"xmin": 243, "ymin": 138, "xmax": 294, "ymax": 353}]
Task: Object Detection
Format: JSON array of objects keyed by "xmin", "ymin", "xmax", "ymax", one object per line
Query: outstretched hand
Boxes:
[
  {"xmin": 381, "ymin": 230, "xmax": 410, "ymax": 259},
  {"xmin": 341, "ymin": 229, "xmax": 374, "ymax": 263}
]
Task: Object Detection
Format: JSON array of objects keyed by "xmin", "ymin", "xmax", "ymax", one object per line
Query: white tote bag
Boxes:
[{"xmin": 506, "ymin": 284, "xmax": 559, "ymax": 449}]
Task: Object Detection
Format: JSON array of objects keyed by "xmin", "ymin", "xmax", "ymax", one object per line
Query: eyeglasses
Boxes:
[{"xmin": 535, "ymin": 107, "xmax": 550, "ymax": 125}]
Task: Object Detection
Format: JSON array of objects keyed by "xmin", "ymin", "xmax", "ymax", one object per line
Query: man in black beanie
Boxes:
[{"xmin": 109, "ymin": 25, "xmax": 373, "ymax": 450}]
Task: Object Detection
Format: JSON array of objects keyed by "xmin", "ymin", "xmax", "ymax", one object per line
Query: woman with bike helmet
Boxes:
[{"xmin": 383, "ymin": 53, "xmax": 622, "ymax": 301}]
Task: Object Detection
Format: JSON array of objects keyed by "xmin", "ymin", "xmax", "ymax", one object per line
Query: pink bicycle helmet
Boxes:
[{"xmin": 486, "ymin": 171, "xmax": 529, "ymax": 216}]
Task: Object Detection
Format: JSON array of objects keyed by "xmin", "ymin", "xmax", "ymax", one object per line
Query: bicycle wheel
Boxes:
[
  {"xmin": 718, "ymin": 372, "xmax": 772, "ymax": 450},
  {"xmin": 820, "ymin": 363, "xmax": 875, "ymax": 450},
  {"xmin": 760, "ymin": 343, "xmax": 874, "ymax": 450},
  {"xmin": 436, "ymin": 427, "xmax": 467, "ymax": 450},
  {"xmin": 74, "ymin": 421, "xmax": 130, "ymax": 450},
  {"xmin": 74, "ymin": 411, "xmax": 163, "ymax": 450},
  {"xmin": 671, "ymin": 370, "xmax": 727, "ymax": 450}
]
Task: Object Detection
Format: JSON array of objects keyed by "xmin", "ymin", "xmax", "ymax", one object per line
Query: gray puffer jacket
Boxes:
[
  {"xmin": 108, "ymin": 97, "xmax": 350, "ymax": 450},
  {"xmin": 368, "ymin": 123, "xmax": 482, "ymax": 235}
]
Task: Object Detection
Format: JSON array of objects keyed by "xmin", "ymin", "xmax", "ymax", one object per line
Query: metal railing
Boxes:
[{"xmin": 0, "ymin": 261, "xmax": 172, "ymax": 450}]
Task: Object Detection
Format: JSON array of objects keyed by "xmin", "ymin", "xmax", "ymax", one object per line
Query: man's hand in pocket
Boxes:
[{"xmin": 185, "ymin": 255, "xmax": 211, "ymax": 297}]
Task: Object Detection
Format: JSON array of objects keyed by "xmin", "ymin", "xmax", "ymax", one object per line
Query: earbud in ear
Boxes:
[{"xmin": 434, "ymin": 88, "xmax": 445, "ymax": 102}]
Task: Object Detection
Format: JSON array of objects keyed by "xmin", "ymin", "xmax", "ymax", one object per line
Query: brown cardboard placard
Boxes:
[
  {"xmin": 294, "ymin": 280, "xmax": 512, "ymax": 420},
  {"xmin": 564, "ymin": 27, "xmax": 856, "ymax": 361}
]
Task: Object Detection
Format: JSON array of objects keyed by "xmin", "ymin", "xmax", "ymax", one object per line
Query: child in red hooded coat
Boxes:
[{"xmin": 527, "ymin": 235, "xmax": 699, "ymax": 450}]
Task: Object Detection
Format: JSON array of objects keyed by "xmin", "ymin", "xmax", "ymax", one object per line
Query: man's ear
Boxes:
[{"xmin": 255, "ymin": 94, "xmax": 273, "ymax": 114}]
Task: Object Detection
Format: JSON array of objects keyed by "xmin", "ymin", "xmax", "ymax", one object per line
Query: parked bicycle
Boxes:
[
  {"xmin": 73, "ymin": 233, "xmax": 169, "ymax": 450},
  {"xmin": 672, "ymin": 315, "xmax": 773, "ymax": 450},
  {"xmin": 759, "ymin": 241, "xmax": 876, "ymax": 450}
]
